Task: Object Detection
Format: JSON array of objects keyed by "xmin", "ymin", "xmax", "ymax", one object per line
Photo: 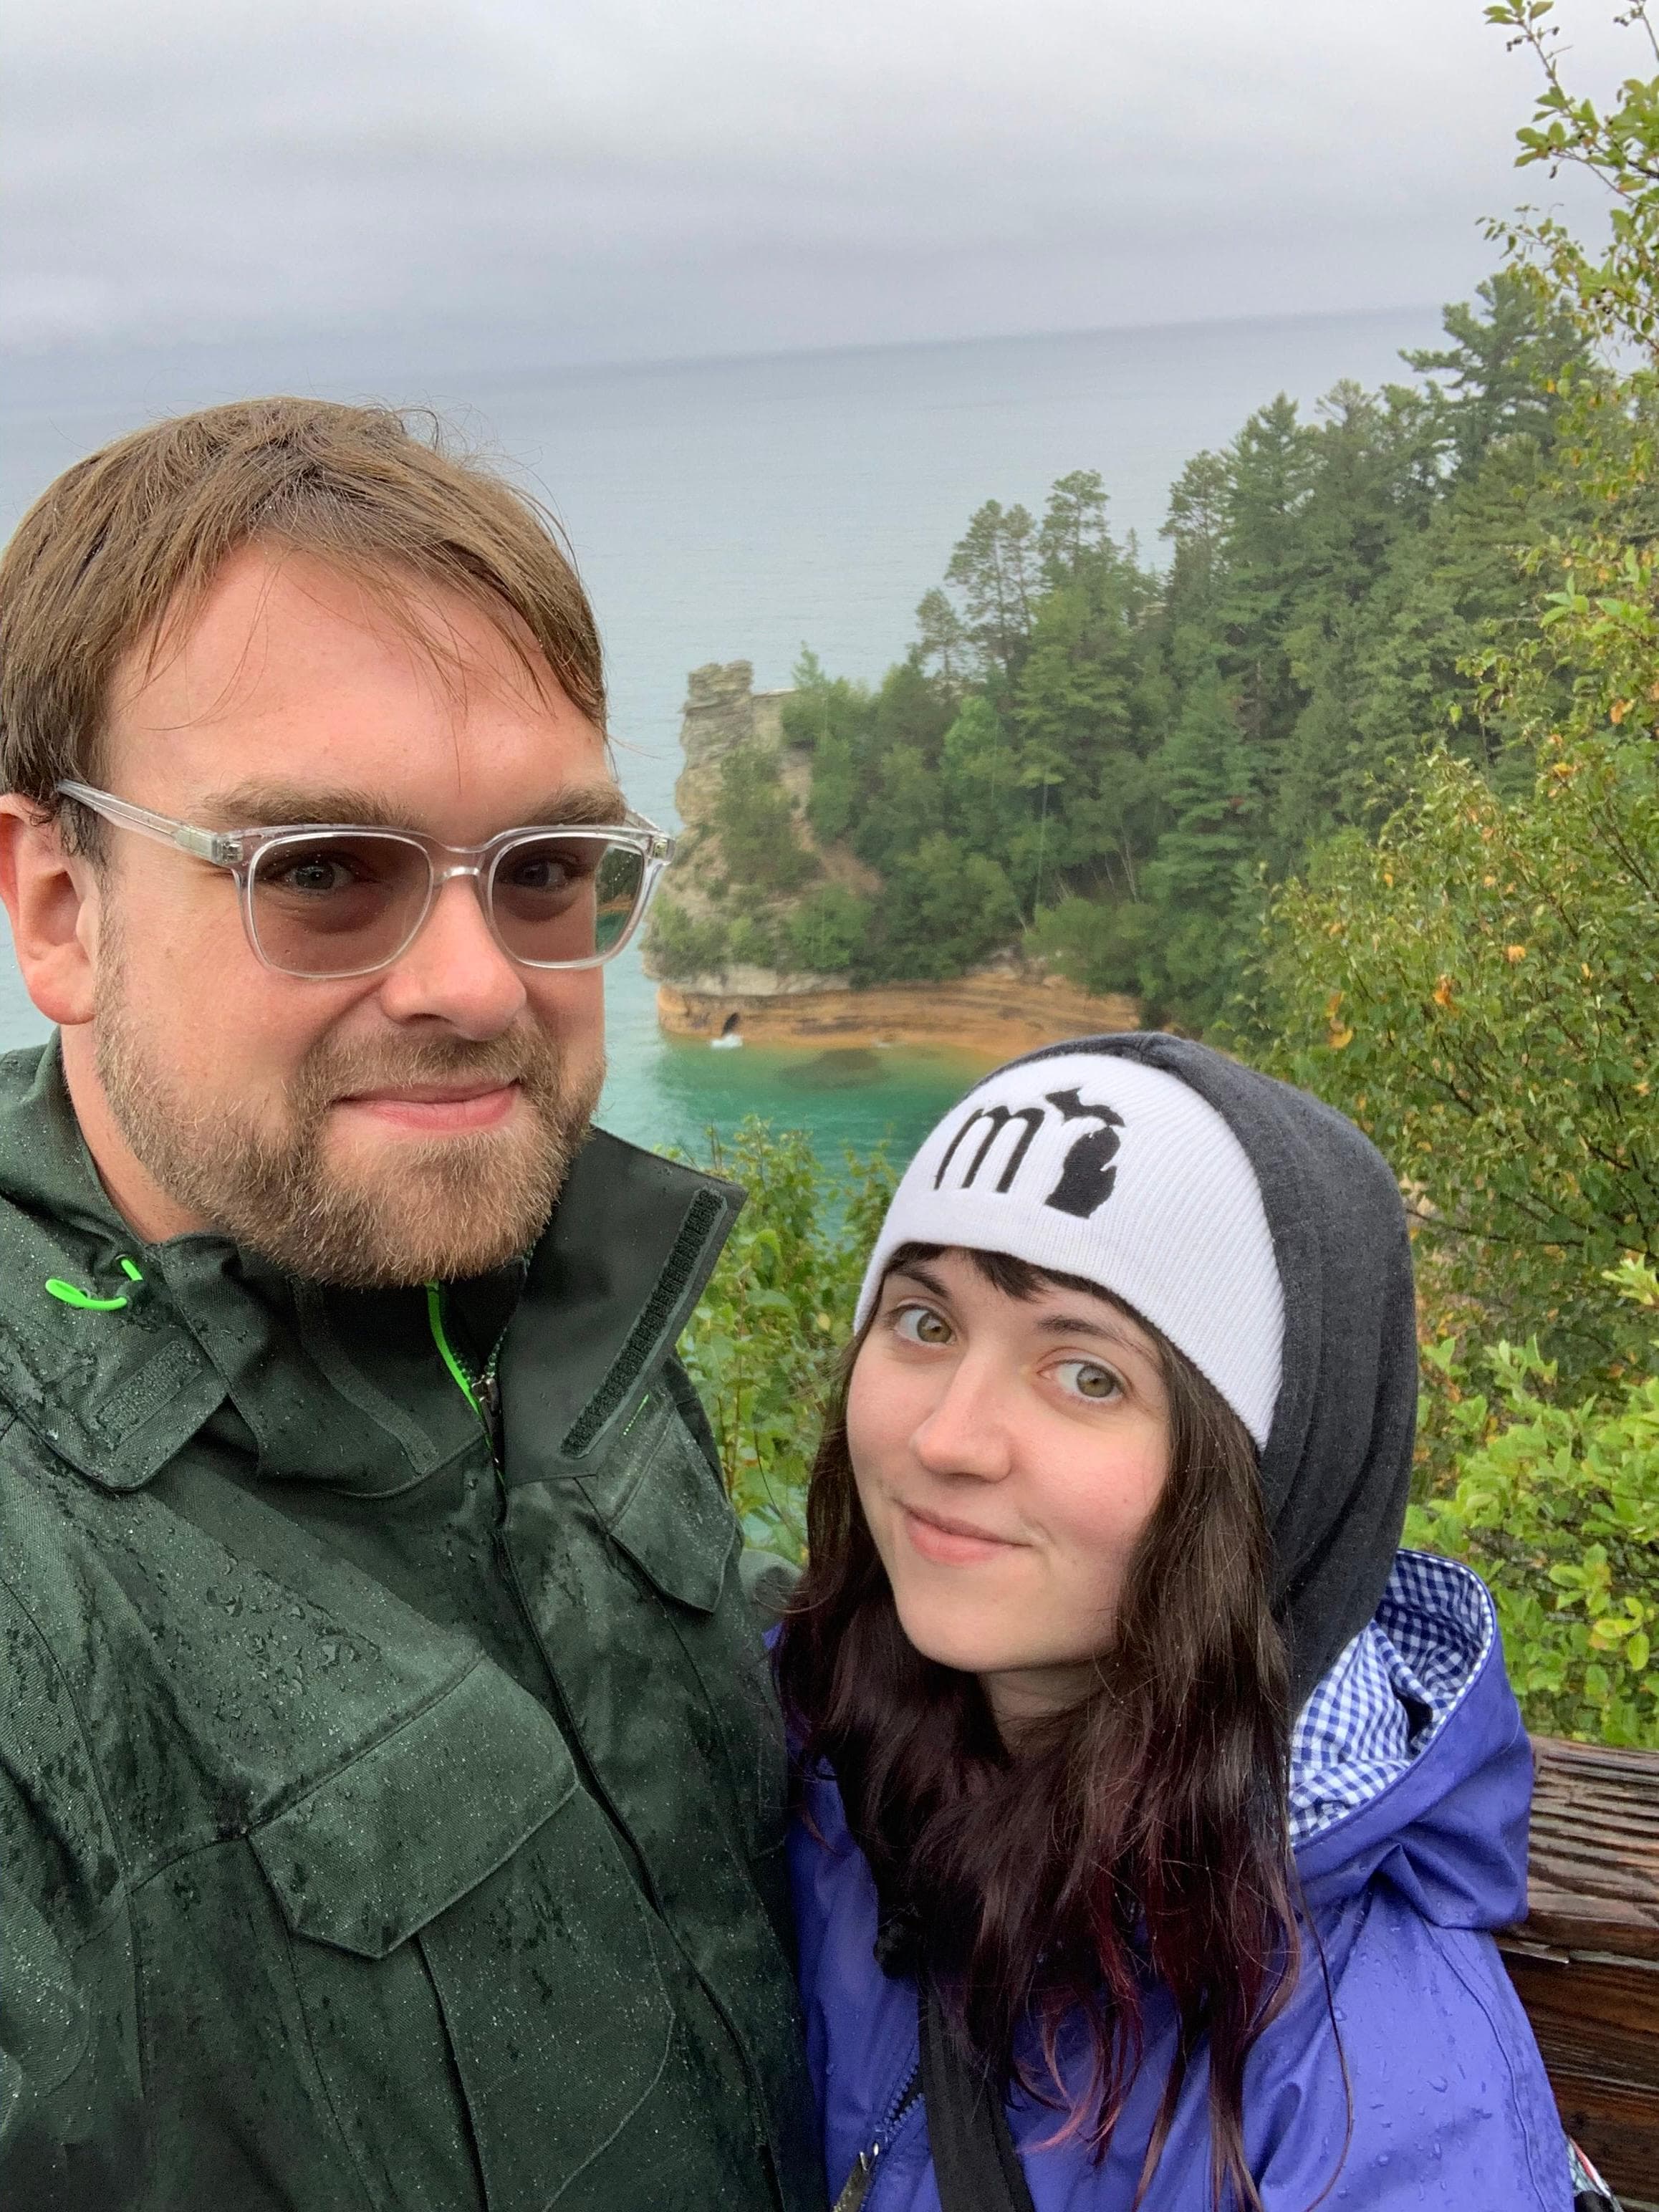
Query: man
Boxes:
[{"xmin": 0, "ymin": 398, "xmax": 821, "ymax": 2210}]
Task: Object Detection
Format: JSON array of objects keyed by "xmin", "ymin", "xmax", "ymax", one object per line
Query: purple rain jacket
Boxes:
[{"xmin": 789, "ymin": 1554, "xmax": 1572, "ymax": 2212}]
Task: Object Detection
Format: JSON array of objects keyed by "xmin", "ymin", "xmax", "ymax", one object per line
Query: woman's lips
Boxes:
[
  {"xmin": 335, "ymin": 1082, "xmax": 520, "ymax": 1135},
  {"xmin": 898, "ymin": 1501, "xmax": 1023, "ymax": 1566}
]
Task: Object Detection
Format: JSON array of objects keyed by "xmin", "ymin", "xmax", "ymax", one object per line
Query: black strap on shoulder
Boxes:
[{"xmin": 918, "ymin": 1979, "xmax": 1037, "ymax": 2212}]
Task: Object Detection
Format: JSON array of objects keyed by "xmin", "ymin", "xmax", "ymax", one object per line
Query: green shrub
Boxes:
[
  {"xmin": 1026, "ymin": 894, "xmax": 1153, "ymax": 996},
  {"xmin": 678, "ymin": 1120, "xmax": 894, "ymax": 1560},
  {"xmin": 645, "ymin": 896, "xmax": 729, "ymax": 980},
  {"xmin": 1249, "ymin": 736, "xmax": 1659, "ymax": 1387},
  {"xmin": 785, "ymin": 885, "xmax": 872, "ymax": 975},
  {"xmin": 855, "ymin": 833, "xmax": 1021, "ymax": 983},
  {"xmin": 716, "ymin": 743, "xmax": 818, "ymax": 893},
  {"xmin": 1407, "ymin": 1257, "xmax": 1659, "ymax": 1748},
  {"xmin": 726, "ymin": 912, "xmax": 783, "ymax": 968}
]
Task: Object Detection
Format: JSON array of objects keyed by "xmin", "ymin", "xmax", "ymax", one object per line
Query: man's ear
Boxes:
[{"xmin": 0, "ymin": 796, "xmax": 101, "ymax": 1026}]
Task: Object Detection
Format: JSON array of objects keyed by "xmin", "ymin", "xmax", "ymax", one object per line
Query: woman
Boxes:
[{"xmin": 777, "ymin": 1034, "xmax": 1574, "ymax": 2211}]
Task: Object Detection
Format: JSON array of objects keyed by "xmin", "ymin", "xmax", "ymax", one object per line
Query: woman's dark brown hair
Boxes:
[{"xmin": 775, "ymin": 1245, "xmax": 1300, "ymax": 2212}]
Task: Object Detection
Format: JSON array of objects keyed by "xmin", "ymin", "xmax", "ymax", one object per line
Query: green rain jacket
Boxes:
[{"xmin": 0, "ymin": 1043, "xmax": 822, "ymax": 2212}]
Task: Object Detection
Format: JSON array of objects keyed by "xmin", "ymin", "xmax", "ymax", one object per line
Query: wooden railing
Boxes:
[{"xmin": 1498, "ymin": 1736, "xmax": 1659, "ymax": 2209}]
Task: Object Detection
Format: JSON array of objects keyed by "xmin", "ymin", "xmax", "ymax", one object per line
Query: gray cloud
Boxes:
[{"xmin": 1, "ymin": 0, "xmax": 1635, "ymax": 362}]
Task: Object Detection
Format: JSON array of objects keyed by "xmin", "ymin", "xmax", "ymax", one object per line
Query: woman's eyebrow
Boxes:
[
  {"xmin": 887, "ymin": 1264, "xmax": 952, "ymax": 1302},
  {"xmin": 1032, "ymin": 1310, "xmax": 1145, "ymax": 1352}
]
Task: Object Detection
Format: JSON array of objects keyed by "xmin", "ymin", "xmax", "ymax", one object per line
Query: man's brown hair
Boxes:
[{"xmin": 0, "ymin": 396, "xmax": 605, "ymax": 845}]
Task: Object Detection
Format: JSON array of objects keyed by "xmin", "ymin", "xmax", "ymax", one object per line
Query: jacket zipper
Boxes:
[
  {"xmin": 491, "ymin": 1504, "xmax": 780, "ymax": 2175},
  {"xmin": 832, "ymin": 2058, "xmax": 922, "ymax": 2212},
  {"xmin": 425, "ymin": 1281, "xmax": 504, "ymax": 1457},
  {"xmin": 428, "ymin": 1272, "xmax": 650, "ymax": 1896},
  {"xmin": 491, "ymin": 1517, "xmax": 659, "ymax": 1888},
  {"xmin": 452, "ymin": 1276, "xmax": 779, "ymax": 2179}
]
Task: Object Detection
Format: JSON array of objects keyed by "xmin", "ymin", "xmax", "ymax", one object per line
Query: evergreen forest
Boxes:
[{"xmin": 648, "ymin": 271, "xmax": 1587, "ymax": 1030}]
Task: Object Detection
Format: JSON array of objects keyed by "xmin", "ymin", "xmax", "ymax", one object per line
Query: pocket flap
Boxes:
[
  {"xmin": 250, "ymin": 1659, "xmax": 577, "ymax": 1958},
  {"xmin": 600, "ymin": 1413, "xmax": 739, "ymax": 1615}
]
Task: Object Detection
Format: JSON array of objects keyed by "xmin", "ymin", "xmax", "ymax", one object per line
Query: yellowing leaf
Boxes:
[
  {"xmin": 1327, "ymin": 1024, "xmax": 1355, "ymax": 1051},
  {"xmin": 1505, "ymin": 944, "xmax": 1528, "ymax": 963},
  {"xmin": 1433, "ymin": 975, "xmax": 1456, "ymax": 1009}
]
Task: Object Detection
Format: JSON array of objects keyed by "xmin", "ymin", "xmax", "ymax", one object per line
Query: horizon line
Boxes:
[{"xmin": 0, "ymin": 296, "xmax": 1450, "ymax": 399}]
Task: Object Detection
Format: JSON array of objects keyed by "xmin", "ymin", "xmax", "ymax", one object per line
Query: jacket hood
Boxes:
[
  {"xmin": 999, "ymin": 1034, "xmax": 1418, "ymax": 1704},
  {"xmin": 1292, "ymin": 1550, "xmax": 1532, "ymax": 1928}
]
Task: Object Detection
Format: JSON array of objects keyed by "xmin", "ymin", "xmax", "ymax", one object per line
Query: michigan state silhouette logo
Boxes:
[{"xmin": 933, "ymin": 1087, "xmax": 1125, "ymax": 1218}]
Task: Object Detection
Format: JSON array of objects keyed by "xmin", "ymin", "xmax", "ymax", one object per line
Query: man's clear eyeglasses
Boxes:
[{"xmin": 57, "ymin": 782, "xmax": 675, "ymax": 981}]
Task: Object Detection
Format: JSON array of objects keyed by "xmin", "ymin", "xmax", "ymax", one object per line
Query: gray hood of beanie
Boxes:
[{"xmin": 1006, "ymin": 1032, "xmax": 1418, "ymax": 1708}]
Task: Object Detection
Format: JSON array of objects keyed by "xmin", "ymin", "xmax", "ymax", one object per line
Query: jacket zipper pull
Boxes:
[
  {"xmin": 832, "ymin": 2146, "xmax": 878, "ymax": 2212},
  {"xmin": 833, "ymin": 2062, "xmax": 921, "ymax": 2212}
]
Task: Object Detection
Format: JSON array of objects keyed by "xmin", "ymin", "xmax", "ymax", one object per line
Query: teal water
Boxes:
[{"xmin": 0, "ymin": 304, "xmax": 1443, "ymax": 1170}]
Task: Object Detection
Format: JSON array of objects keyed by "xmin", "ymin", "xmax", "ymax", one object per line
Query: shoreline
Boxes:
[{"xmin": 655, "ymin": 973, "xmax": 1141, "ymax": 1059}]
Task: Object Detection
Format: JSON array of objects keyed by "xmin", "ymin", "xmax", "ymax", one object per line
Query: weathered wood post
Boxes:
[{"xmin": 1499, "ymin": 1737, "xmax": 1659, "ymax": 2208}]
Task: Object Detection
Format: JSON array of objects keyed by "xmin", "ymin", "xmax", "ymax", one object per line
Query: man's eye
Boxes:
[
  {"xmin": 271, "ymin": 852, "xmax": 362, "ymax": 896},
  {"xmin": 1053, "ymin": 1359, "xmax": 1122, "ymax": 1403},
  {"xmin": 506, "ymin": 855, "xmax": 574, "ymax": 894},
  {"xmin": 892, "ymin": 1304, "xmax": 952, "ymax": 1347}
]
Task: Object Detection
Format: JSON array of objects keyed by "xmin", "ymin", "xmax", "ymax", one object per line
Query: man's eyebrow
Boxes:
[{"xmin": 197, "ymin": 780, "xmax": 631, "ymax": 834}]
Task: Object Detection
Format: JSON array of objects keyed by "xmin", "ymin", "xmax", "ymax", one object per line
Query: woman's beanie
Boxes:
[{"xmin": 855, "ymin": 1047, "xmax": 1284, "ymax": 1449}]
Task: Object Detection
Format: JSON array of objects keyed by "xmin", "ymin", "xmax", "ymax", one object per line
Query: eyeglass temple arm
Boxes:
[
  {"xmin": 622, "ymin": 808, "xmax": 674, "ymax": 859},
  {"xmin": 55, "ymin": 782, "xmax": 234, "ymax": 864}
]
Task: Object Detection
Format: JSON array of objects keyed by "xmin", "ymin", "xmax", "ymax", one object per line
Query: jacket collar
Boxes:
[
  {"xmin": 0, "ymin": 1041, "xmax": 741, "ymax": 1494},
  {"xmin": 497, "ymin": 1125, "xmax": 744, "ymax": 1484}
]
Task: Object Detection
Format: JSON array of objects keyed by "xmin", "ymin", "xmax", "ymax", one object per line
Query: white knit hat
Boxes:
[{"xmin": 855, "ymin": 1049, "xmax": 1284, "ymax": 1448}]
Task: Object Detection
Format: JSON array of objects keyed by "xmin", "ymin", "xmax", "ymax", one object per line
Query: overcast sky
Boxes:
[{"xmin": 2, "ymin": 0, "xmax": 1640, "ymax": 367}]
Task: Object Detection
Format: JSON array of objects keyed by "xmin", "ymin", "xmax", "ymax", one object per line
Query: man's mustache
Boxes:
[{"xmin": 298, "ymin": 1031, "xmax": 560, "ymax": 1106}]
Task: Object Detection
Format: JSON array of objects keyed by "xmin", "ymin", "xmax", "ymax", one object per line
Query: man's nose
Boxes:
[
  {"xmin": 910, "ymin": 1357, "xmax": 1016, "ymax": 1483},
  {"xmin": 372, "ymin": 875, "xmax": 529, "ymax": 1037}
]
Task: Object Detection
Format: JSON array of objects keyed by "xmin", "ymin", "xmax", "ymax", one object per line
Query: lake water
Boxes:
[{"xmin": 0, "ymin": 305, "xmax": 1443, "ymax": 1170}]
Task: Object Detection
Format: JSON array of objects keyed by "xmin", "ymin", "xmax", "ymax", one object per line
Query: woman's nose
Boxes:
[{"xmin": 910, "ymin": 1359, "xmax": 1015, "ymax": 1482}]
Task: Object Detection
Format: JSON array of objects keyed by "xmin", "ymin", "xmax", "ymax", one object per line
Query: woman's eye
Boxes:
[
  {"xmin": 1053, "ymin": 1359, "xmax": 1122, "ymax": 1403},
  {"xmin": 892, "ymin": 1303, "xmax": 952, "ymax": 1347}
]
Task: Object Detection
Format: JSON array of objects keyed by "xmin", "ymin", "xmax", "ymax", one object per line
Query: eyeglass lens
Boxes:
[{"xmin": 247, "ymin": 831, "xmax": 648, "ymax": 977}]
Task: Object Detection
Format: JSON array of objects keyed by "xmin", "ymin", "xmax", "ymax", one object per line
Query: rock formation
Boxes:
[{"xmin": 645, "ymin": 661, "xmax": 1139, "ymax": 1054}]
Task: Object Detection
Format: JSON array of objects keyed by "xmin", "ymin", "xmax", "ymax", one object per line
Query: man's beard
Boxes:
[{"xmin": 94, "ymin": 961, "xmax": 602, "ymax": 1289}]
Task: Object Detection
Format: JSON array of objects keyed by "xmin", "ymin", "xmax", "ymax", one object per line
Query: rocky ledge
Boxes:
[{"xmin": 657, "ymin": 968, "xmax": 1139, "ymax": 1058}]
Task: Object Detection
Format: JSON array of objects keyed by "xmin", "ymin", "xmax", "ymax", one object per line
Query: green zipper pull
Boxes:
[
  {"xmin": 44, "ymin": 1256, "xmax": 145, "ymax": 1312},
  {"xmin": 425, "ymin": 1281, "xmax": 485, "ymax": 1423}
]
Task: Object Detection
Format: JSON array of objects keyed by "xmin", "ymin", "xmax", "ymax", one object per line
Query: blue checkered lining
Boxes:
[{"xmin": 1288, "ymin": 1550, "xmax": 1496, "ymax": 1845}]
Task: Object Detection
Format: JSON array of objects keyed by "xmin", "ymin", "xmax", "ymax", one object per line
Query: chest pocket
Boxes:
[{"xmin": 250, "ymin": 1657, "xmax": 678, "ymax": 2212}]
